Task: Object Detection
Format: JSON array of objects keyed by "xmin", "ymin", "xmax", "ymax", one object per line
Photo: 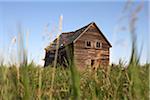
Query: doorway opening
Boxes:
[{"xmin": 91, "ymin": 60, "xmax": 95, "ymax": 66}]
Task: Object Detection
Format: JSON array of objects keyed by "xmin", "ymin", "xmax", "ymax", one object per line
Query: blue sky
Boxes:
[{"xmin": 0, "ymin": 1, "xmax": 149, "ymax": 65}]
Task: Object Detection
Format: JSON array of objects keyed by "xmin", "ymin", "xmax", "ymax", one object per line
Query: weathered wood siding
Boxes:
[
  {"xmin": 44, "ymin": 43, "xmax": 74, "ymax": 67},
  {"xmin": 44, "ymin": 50, "xmax": 55, "ymax": 66},
  {"xmin": 74, "ymin": 25, "xmax": 110, "ymax": 69}
]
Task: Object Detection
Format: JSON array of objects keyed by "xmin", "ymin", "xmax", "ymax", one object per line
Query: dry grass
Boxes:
[
  {"xmin": 0, "ymin": 1, "xmax": 149, "ymax": 100},
  {"xmin": 0, "ymin": 63, "xmax": 149, "ymax": 99}
]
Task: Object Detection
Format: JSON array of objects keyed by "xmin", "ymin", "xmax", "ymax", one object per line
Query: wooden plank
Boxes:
[{"xmin": 73, "ymin": 25, "xmax": 110, "ymax": 68}]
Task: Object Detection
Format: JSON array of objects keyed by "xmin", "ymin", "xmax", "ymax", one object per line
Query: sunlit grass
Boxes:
[
  {"xmin": 0, "ymin": 62, "xmax": 149, "ymax": 99},
  {"xmin": 0, "ymin": 1, "xmax": 149, "ymax": 100}
]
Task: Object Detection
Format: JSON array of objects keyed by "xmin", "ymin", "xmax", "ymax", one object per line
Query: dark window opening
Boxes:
[
  {"xmin": 96, "ymin": 42, "xmax": 101, "ymax": 48},
  {"xmin": 87, "ymin": 41, "xmax": 91, "ymax": 46},
  {"xmin": 86, "ymin": 41, "xmax": 91, "ymax": 47},
  {"xmin": 91, "ymin": 60, "xmax": 95, "ymax": 66}
]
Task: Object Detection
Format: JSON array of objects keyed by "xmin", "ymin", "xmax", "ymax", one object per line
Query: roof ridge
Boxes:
[
  {"xmin": 62, "ymin": 22, "xmax": 95, "ymax": 34},
  {"xmin": 74, "ymin": 22, "xmax": 93, "ymax": 32},
  {"xmin": 45, "ymin": 22, "xmax": 98, "ymax": 51}
]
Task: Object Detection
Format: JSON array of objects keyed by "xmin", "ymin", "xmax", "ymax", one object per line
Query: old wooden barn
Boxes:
[{"xmin": 44, "ymin": 22, "xmax": 112, "ymax": 69}]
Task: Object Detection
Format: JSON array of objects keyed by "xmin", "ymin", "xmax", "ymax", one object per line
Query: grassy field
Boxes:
[
  {"xmin": 0, "ymin": 62, "xmax": 149, "ymax": 100},
  {"xmin": 0, "ymin": 1, "xmax": 149, "ymax": 100}
]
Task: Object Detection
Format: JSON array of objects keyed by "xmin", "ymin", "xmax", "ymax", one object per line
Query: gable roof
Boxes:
[{"xmin": 45, "ymin": 22, "xmax": 112, "ymax": 51}]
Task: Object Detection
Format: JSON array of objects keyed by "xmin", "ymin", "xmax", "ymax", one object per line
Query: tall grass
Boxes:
[
  {"xmin": 49, "ymin": 15, "xmax": 63, "ymax": 100},
  {"xmin": 0, "ymin": 1, "xmax": 149, "ymax": 100},
  {"xmin": 0, "ymin": 62, "xmax": 149, "ymax": 99}
]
